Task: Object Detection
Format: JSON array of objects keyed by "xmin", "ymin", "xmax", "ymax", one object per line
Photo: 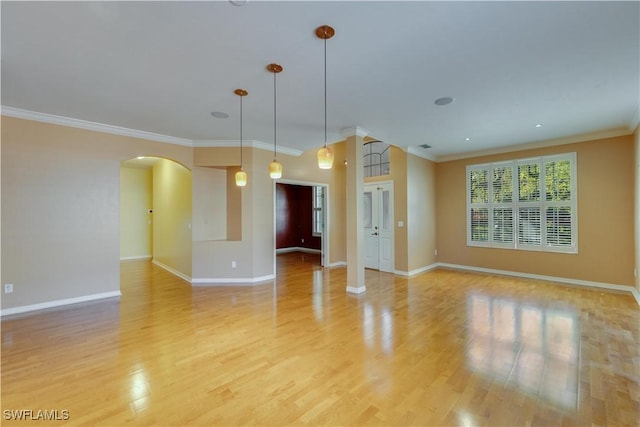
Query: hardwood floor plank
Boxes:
[{"xmin": 2, "ymin": 253, "xmax": 639, "ymax": 426}]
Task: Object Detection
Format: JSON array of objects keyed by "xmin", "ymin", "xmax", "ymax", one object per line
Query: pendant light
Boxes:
[
  {"xmin": 234, "ymin": 88, "xmax": 248, "ymax": 187},
  {"xmin": 316, "ymin": 25, "xmax": 335, "ymax": 170},
  {"xmin": 267, "ymin": 63, "xmax": 283, "ymax": 179}
]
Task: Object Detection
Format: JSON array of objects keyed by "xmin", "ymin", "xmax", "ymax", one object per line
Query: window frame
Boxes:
[
  {"xmin": 466, "ymin": 152, "xmax": 578, "ymax": 254},
  {"xmin": 312, "ymin": 186, "xmax": 323, "ymax": 237}
]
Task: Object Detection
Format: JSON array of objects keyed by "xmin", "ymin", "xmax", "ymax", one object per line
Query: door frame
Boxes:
[
  {"xmin": 274, "ymin": 179, "xmax": 330, "ymax": 268},
  {"xmin": 363, "ymin": 180, "xmax": 395, "ymax": 273}
]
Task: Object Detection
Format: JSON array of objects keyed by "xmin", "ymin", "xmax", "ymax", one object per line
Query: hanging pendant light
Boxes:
[
  {"xmin": 267, "ymin": 63, "xmax": 283, "ymax": 179},
  {"xmin": 316, "ymin": 25, "xmax": 335, "ymax": 170},
  {"xmin": 234, "ymin": 88, "xmax": 248, "ymax": 187}
]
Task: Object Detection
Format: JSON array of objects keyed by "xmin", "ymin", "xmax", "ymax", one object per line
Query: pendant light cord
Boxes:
[
  {"xmin": 239, "ymin": 94, "xmax": 243, "ymax": 169},
  {"xmin": 273, "ymin": 70, "xmax": 277, "ymax": 160},
  {"xmin": 324, "ymin": 37, "xmax": 328, "ymax": 148}
]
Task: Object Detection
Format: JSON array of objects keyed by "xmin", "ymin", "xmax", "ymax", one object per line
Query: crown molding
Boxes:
[
  {"xmin": 193, "ymin": 139, "xmax": 254, "ymax": 148},
  {"xmin": 1, "ymin": 106, "xmax": 305, "ymax": 155},
  {"xmin": 340, "ymin": 126, "xmax": 369, "ymax": 138},
  {"xmin": 436, "ymin": 127, "xmax": 633, "ymax": 163},
  {"xmin": 192, "ymin": 139, "xmax": 303, "ymax": 156},
  {"xmin": 1, "ymin": 106, "xmax": 194, "ymax": 147}
]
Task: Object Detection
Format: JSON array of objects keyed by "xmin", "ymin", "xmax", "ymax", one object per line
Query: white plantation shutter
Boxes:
[
  {"xmin": 467, "ymin": 153, "xmax": 577, "ymax": 253},
  {"xmin": 543, "ymin": 157, "xmax": 575, "ymax": 249},
  {"xmin": 546, "ymin": 206, "xmax": 573, "ymax": 247},
  {"xmin": 493, "ymin": 207, "xmax": 514, "ymax": 244},
  {"xmin": 518, "ymin": 207, "xmax": 541, "ymax": 246},
  {"xmin": 491, "ymin": 166, "xmax": 514, "ymax": 245},
  {"xmin": 516, "ymin": 160, "xmax": 542, "ymax": 248},
  {"xmin": 468, "ymin": 167, "xmax": 489, "ymax": 243},
  {"xmin": 492, "ymin": 166, "xmax": 513, "ymax": 203},
  {"xmin": 470, "ymin": 207, "xmax": 489, "ymax": 242}
]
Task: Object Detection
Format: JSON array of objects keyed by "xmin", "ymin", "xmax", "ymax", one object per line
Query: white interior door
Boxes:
[
  {"xmin": 364, "ymin": 186, "xmax": 379, "ymax": 269},
  {"xmin": 363, "ymin": 182, "xmax": 394, "ymax": 272}
]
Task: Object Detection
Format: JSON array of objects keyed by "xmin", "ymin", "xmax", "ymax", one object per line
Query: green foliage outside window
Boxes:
[
  {"xmin": 518, "ymin": 164, "xmax": 540, "ymax": 201},
  {"xmin": 470, "ymin": 169, "xmax": 488, "ymax": 204},
  {"xmin": 546, "ymin": 160, "xmax": 571, "ymax": 201}
]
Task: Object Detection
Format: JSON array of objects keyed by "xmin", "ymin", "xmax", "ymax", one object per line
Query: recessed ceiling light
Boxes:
[
  {"xmin": 211, "ymin": 111, "xmax": 229, "ymax": 119},
  {"xmin": 465, "ymin": 137, "xmax": 471, "ymax": 141},
  {"xmin": 434, "ymin": 96, "xmax": 454, "ymax": 106},
  {"xmin": 535, "ymin": 123, "xmax": 542, "ymax": 128}
]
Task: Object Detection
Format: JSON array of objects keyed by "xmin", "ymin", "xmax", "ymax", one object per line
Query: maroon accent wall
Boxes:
[{"xmin": 275, "ymin": 183, "xmax": 321, "ymax": 250}]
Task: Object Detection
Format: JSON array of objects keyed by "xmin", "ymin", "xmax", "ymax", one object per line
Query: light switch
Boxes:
[{"xmin": 398, "ymin": 220, "xmax": 404, "ymax": 228}]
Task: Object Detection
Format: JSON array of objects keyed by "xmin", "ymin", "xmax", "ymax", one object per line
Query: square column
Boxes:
[{"xmin": 343, "ymin": 127, "xmax": 368, "ymax": 294}]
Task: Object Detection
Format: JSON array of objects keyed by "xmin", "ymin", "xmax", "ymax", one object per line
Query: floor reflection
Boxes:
[
  {"xmin": 361, "ymin": 297, "xmax": 396, "ymax": 396},
  {"xmin": 313, "ymin": 269, "xmax": 324, "ymax": 322},
  {"xmin": 466, "ymin": 293, "xmax": 579, "ymax": 411},
  {"xmin": 362, "ymin": 303, "xmax": 394, "ymax": 355}
]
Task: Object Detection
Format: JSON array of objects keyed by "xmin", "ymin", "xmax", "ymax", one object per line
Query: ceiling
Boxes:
[{"xmin": 2, "ymin": 1, "xmax": 638, "ymax": 161}]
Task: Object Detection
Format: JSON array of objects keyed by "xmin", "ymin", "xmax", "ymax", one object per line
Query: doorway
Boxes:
[
  {"xmin": 364, "ymin": 181, "xmax": 394, "ymax": 272},
  {"xmin": 275, "ymin": 181, "xmax": 328, "ymax": 267},
  {"xmin": 120, "ymin": 157, "xmax": 192, "ymax": 278}
]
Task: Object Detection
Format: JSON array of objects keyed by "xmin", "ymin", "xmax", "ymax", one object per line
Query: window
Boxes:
[
  {"xmin": 467, "ymin": 153, "xmax": 577, "ymax": 253},
  {"xmin": 363, "ymin": 140, "xmax": 390, "ymax": 178},
  {"xmin": 312, "ymin": 186, "xmax": 324, "ymax": 237}
]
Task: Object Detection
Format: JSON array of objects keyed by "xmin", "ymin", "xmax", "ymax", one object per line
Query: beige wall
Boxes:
[
  {"xmin": 251, "ymin": 148, "xmax": 278, "ymax": 277},
  {"xmin": 192, "ymin": 166, "xmax": 227, "ymax": 241},
  {"xmin": 152, "ymin": 159, "xmax": 192, "ymax": 278},
  {"xmin": 407, "ymin": 153, "xmax": 437, "ymax": 272},
  {"xmin": 120, "ymin": 167, "xmax": 153, "ymax": 259},
  {"xmin": 436, "ymin": 134, "xmax": 635, "ymax": 287},
  {"xmin": 1, "ymin": 116, "xmax": 192, "ymax": 310},
  {"xmin": 192, "ymin": 146, "xmax": 256, "ymax": 279}
]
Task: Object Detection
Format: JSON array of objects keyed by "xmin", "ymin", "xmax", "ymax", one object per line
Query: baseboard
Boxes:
[
  {"xmin": 346, "ymin": 285, "xmax": 366, "ymax": 294},
  {"xmin": 327, "ymin": 261, "xmax": 347, "ymax": 268},
  {"xmin": 276, "ymin": 247, "xmax": 321, "ymax": 254},
  {"xmin": 120, "ymin": 255, "xmax": 152, "ymax": 261},
  {"xmin": 632, "ymin": 288, "xmax": 640, "ymax": 306},
  {"xmin": 152, "ymin": 259, "xmax": 191, "ymax": 283},
  {"xmin": 437, "ymin": 262, "xmax": 640, "ymax": 306},
  {"xmin": 394, "ymin": 263, "xmax": 439, "ymax": 277},
  {"xmin": 191, "ymin": 274, "xmax": 275, "ymax": 286},
  {"xmin": 0, "ymin": 291, "xmax": 122, "ymax": 317}
]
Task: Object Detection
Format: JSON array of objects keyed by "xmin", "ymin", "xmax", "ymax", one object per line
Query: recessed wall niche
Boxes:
[{"xmin": 192, "ymin": 166, "xmax": 242, "ymax": 242}]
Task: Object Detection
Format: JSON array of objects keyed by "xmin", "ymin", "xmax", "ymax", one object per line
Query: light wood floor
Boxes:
[{"xmin": 2, "ymin": 253, "xmax": 639, "ymax": 426}]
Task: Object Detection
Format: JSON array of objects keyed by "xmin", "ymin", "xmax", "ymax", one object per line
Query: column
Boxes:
[{"xmin": 343, "ymin": 127, "xmax": 368, "ymax": 294}]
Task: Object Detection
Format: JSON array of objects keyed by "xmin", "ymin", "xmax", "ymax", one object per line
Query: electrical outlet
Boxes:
[
  {"xmin": 434, "ymin": 249, "xmax": 438, "ymax": 256},
  {"xmin": 231, "ymin": 261, "xmax": 237, "ymax": 268},
  {"xmin": 301, "ymin": 238, "xmax": 305, "ymax": 243},
  {"xmin": 4, "ymin": 284, "xmax": 13, "ymax": 294}
]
